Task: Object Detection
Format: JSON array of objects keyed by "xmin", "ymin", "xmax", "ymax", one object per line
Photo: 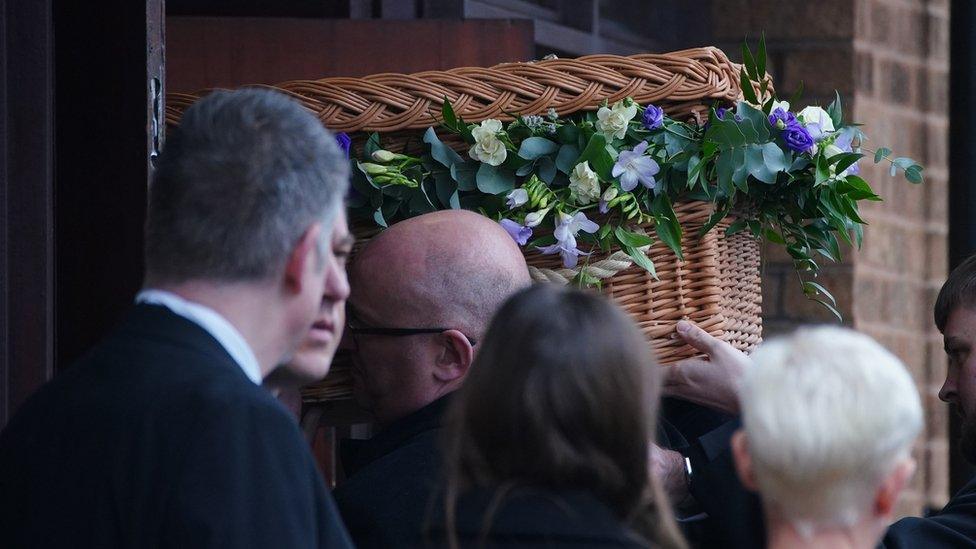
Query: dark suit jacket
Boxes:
[
  {"xmin": 881, "ymin": 476, "xmax": 976, "ymax": 548},
  {"xmin": 0, "ymin": 304, "xmax": 352, "ymax": 549},
  {"xmin": 660, "ymin": 398, "xmax": 765, "ymax": 549},
  {"xmin": 333, "ymin": 396, "xmax": 450, "ymax": 549},
  {"xmin": 424, "ymin": 487, "xmax": 647, "ymax": 548}
]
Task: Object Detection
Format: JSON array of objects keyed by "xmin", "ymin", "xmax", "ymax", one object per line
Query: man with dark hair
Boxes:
[
  {"xmin": 0, "ymin": 89, "xmax": 354, "ymax": 548},
  {"xmin": 880, "ymin": 253, "xmax": 976, "ymax": 547}
]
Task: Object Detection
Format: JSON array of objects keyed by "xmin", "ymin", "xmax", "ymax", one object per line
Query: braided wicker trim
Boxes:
[{"xmin": 166, "ymin": 47, "xmax": 747, "ymax": 132}]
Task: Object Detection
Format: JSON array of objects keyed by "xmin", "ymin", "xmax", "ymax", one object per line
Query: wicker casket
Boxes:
[{"xmin": 167, "ymin": 47, "xmax": 764, "ymax": 401}]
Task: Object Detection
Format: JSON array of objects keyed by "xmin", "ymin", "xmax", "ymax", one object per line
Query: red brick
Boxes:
[
  {"xmin": 781, "ymin": 265, "xmax": 853, "ymax": 322},
  {"xmin": 781, "ymin": 47, "xmax": 854, "ymax": 99}
]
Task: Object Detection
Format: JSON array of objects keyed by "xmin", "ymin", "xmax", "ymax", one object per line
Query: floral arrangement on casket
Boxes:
[{"xmin": 345, "ymin": 39, "xmax": 922, "ymax": 318}]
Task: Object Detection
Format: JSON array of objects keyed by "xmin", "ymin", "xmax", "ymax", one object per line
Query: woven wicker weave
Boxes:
[{"xmin": 165, "ymin": 47, "xmax": 764, "ymax": 402}]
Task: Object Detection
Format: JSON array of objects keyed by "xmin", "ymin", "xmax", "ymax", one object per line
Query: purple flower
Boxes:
[
  {"xmin": 642, "ymin": 105, "xmax": 664, "ymax": 130},
  {"xmin": 715, "ymin": 107, "xmax": 727, "ymax": 120},
  {"xmin": 335, "ymin": 132, "xmax": 352, "ymax": 158},
  {"xmin": 612, "ymin": 141, "xmax": 660, "ymax": 192},
  {"xmin": 537, "ymin": 212, "xmax": 599, "ymax": 268},
  {"xmin": 783, "ymin": 124, "xmax": 815, "ymax": 153},
  {"xmin": 768, "ymin": 108, "xmax": 798, "ymax": 130},
  {"xmin": 506, "ymin": 188, "xmax": 529, "ymax": 209},
  {"xmin": 499, "ymin": 219, "xmax": 532, "ymax": 246}
]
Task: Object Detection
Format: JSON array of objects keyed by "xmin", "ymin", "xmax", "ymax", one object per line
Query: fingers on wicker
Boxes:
[{"xmin": 675, "ymin": 320, "xmax": 722, "ymax": 356}]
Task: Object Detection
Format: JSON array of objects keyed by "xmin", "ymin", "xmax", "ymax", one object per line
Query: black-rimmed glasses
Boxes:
[{"xmin": 346, "ymin": 307, "xmax": 477, "ymax": 346}]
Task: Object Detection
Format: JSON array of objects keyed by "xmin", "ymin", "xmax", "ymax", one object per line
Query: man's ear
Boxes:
[
  {"xmin": 731, "ymin": 430, "xmax": 759, "ymax": 492},
  {"xmin": 432, "ymin": 330, "xmax": 474, "ymax": 385},
  {"xmin": 283, "ymin": 223, "xmax": 322, "ymax": 295},
  {"xmin": 875, "ymin": 457, "xmax": 916, "ymax": 517}
]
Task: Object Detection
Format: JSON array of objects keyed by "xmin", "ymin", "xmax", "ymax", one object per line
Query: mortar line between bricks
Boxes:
[
  {"xmin": 854, "ymin": 321, "xmax": 937, "ymax": 339},
  {"xmin": 854, "ymin": 263, "xmax": 945, "ymax": 282},
  {"xmin": 872, "ymin": 0, "xmax": 944, "ymax": 15},
  {"xmin": 853, "ymin": 41, "xmax": 949, "ymax": 71},
  {"xmin": 856, "ymin": 213, "xmax": 949, "ymax": 233},
  {"xmin": 851, "ymin": 98, "xmax": 950, "ymax": 124}
]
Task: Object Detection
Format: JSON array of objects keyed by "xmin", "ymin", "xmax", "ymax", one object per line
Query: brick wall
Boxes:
[{"xmin": 708, "ymin": 0, "xmax": 950, "ymax": 515}]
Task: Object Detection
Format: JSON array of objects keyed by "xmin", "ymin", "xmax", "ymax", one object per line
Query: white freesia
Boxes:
[
  {"xmin": 523, "ymin": 207, "xmax": 551, "ymax": 228},
  {"xmin": 569, "ymin": 162, "xmax": 602, "ymax": 205},
  {"xmin": 771, "ymin": 99, "xmax": 791, "ymax": 113},
  {"xmin": 596, "ymin": 101, "xmax": 639, "ymax": 140},
  {"xmin": 468, "ymin": 119, "xmax": 508, "ymax": 166}
]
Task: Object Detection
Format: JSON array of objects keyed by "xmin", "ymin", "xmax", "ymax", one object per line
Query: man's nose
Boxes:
[{"xmin": 939, "ymin": 373, "xmax": 957, "ymax": 403}]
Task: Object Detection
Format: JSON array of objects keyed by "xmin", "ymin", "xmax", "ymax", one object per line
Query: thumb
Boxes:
[{"xmin": 675, "ymin": 320, "xmax": 721, "ymax": 357}]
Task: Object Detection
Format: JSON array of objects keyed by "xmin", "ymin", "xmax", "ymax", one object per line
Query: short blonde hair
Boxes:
[{"xmin": 740, "ymin": 326, "xmax": 922, "ymax": 532}]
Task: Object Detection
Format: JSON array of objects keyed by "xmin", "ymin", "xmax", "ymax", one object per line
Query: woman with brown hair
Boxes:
[{"xmin": 428, "ymin": 284, "xmax": 687, "ymax": 548}]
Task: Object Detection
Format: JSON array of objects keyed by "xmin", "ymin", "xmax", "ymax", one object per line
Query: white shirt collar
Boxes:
[{"xmin": 135, "ymin": 289, "xmax": 263, "ymax": 384}]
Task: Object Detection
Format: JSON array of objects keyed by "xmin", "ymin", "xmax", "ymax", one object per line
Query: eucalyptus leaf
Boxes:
[
  {"xmin": 450, "ymin": 161, "xmax": 479, "ymax": 191},
  {"xmin": 905, "ymin": 164, "xmax": 924, "ymax": 184},
  {"xmin": 745, "ymin": 144, "xmax": 777, "ymax": 184},
  {"xmin": 518, "ymin": 137, "xmax": 560, "ymax": 160},
  {"xmin": 874, "ymin": 147, "xmax": 892, "ymax": 163},
  {"xmin": 364, "ymin": 132, "xmax": 382, "ymax": 157},
  {"xmin": 556, "ymin": 144, "xmax": 580, "ymax": 174},
  {"xmin": 424, "ymin": 127, "xmax": 464, "ymax": 168},
  {"xmin": 538, "ymin": 156, "xmax": 557, "ymax": 184},
  {"xmin": 476, "ymin": 163, "xmax": 516, "ymax": 194}
]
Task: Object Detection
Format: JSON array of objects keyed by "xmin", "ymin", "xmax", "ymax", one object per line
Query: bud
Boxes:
[
  {"xmin": 601, "ymin": 187, "xmax": 619, "ymax": 203},
  {"xmin": 359, "ymin": 162, "xmax": 388, "ymax": 175},
  {"xmin": 371, "ymin": 149, "xmax": 398, "ymax": 163},
  {"xmin": 775, "ymin": 119, "xmax": 787, "ymax": 130},
  {"xmin": 524, "ymin": 208, "xmax": 551, "ymax": 228}
]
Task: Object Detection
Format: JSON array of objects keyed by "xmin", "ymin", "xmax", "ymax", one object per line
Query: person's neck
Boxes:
[
  {"xmin": 766, "ymin": 516, "xmax": 881, "ymax": 549},
  {"xmin": 148, "ymin": 279, "xmax": 289, "ymax": 379}
]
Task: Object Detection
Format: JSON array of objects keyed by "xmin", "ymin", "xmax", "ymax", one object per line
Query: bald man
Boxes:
[{"xmin": 332, "ymin": 210, "xmax": 532, "ymax": 549}]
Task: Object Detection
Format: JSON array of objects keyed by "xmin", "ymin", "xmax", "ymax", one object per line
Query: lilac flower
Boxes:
[
  {"xmin": 335, "ymin": 132, "xmax": 352, "ymax": 158},
  {"xmin": 499, "ymin": 219, "xmax": 532, "ymax": 246},
  {"xmin": 506, "ymin": 188, "xmax": 529, "ymax": 209},
  {"xmin": 612, "ymin": 141, "xmax": 660, "ymax": 192},
  {"xmin": 783, "ymin": 124, "xmax": 815, "ymax": 153},
  {"xmin": 599, "ymin": 187, "xmax": 618, "ymax": 214},
  {"xmin": 831, "ymin": 128, "xmax": 861, "ymax": 175},
  {"xmin": 768, "ymin": 108, "xmax": 798, "ymax": 130},
  {"xmin": 642, "ymin": 104, "xmax": 664, "ymax": 130},
  {"xmin": 537, "ymin": 212, "xmax": 599, "ymax": 268}
]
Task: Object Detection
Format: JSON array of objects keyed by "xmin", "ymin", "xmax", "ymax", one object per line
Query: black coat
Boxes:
[
  {"xmin": 660, "ymin": 399, "xmax": 765, "ymax": 549},
  {"xmin": 881, "ymin": 475, "xmax": 976, "ymax": 548},
  {"xmin": 424, "ymin": 487, "xmax": 648, "ymax": 548},
  {"xmin": 0, "ymin": 304, "xmax": 352, "ymax": 549},
  {"xmin": 333, "ymin": 396, "xmax": 450, "ymax": 549}
]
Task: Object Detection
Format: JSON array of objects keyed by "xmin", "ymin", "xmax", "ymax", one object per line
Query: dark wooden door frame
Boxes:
[
  {"xmin": 1, "ymin": 0, "xmax": 162, "ymax": 427},
  {"xmin": 1, "ymin": 0, "xmax": 57, "ymax": 427}
]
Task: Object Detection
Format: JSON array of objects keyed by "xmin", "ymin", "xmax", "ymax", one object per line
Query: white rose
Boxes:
[
  {"xmin": 798, "ymin": 106, "xmax": 835, "ymax": 133},
  {"xmin": 468, "ymin": 136, "xmax": 507, "ymax": 166},
  {"xmin": 468, "ymin": 119, "xmax": 508, "ymax": 166},
  {"xmin": 595, "ymin": 101, "xmax": 638, "ymax": 141},
  {"xmin": 569, "ymin": 162, "xmax": 602, "ymax": 205}
]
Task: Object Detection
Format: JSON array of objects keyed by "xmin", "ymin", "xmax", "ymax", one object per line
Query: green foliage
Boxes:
[{"xmin": 348, "ymin": 37, "xmax": 925, "ymax": 318}]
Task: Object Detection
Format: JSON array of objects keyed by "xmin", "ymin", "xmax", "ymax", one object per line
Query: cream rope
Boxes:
[{"xmin": 528, "ymin": 247, "xmax": 650, "ymax": 284}]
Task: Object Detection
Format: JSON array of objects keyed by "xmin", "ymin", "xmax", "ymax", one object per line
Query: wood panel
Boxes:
[
  {"xmin": 166, "ymin": 18, "xmax": 535, "ymax": 92},
  {"xmin": 1, "ymin": 0, "xmax": 56, "ymax": 425}
]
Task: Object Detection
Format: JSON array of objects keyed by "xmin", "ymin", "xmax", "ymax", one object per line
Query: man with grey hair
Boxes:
[
  {"xmin": 730, "ymin": 326, "xmax": 922, "ymax": 549},
  {"xmin": 0, "ymin": 89, "xmax": 354, "ymax": 548},
  {"xmin": 332, "ymin": 209, "xmax": 533, "ymax": 548}
]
